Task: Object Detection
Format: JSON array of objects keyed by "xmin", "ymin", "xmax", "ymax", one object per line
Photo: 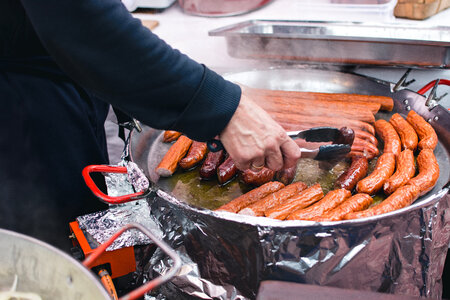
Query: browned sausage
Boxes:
[
  {"xmin": 356, "ymin": 153, "xmax": 396, "ymax": 195},
  {"xmin": 217, "ymin": 156, "xmax": 238, "ymax": 185},
  {"xmin": 275, "ymin": 165, "xmax": 298, "ymax": 185},
  {"xmin": 389, "ymin": 113, "xmax": 418, "ymax": 151},
  {"xmin": 407, "ymin": 149, "xmax": 440, "ymax": 196},
  {"xmin": 314, "ymin": 193, "xmax": 373, "ymax": 221},
  {"xmin": 375, "ymin": 119, "xmax": 401, "ymax": 157},
  {"xmin": 347, "ymin": 150, "xmax": 377, "ymax": 160},
  {"xmin": 335, "ymin": 156, "xmax": 369, "ymax": 190},
  {"xmin": 199, "ymin": 150, "xmax": 225, "ymax": 179},
  {"xmin": 344, "ymin": 184, "xmax": 421, "ymax": 220},
  {"xmin": 239, "ymin": 167, "xmax": 275, "ymax": 186},
  {"xmin": 266, "ymin": 183, "xmax": 325, "ymax": 220},
  {"xmin": 335, "ymin": 127, "xmax": 355, "ymax": 145},
  {"xmin": 156, "ymin": 135, "xmax": 192, "ymax": 177},
  {"xmin": 286, "ymin": 188, "xmax": 351, "ymax": 221},
  {"xmin": 216, "ymin": 181, "xmax": 285, "ymax": 213},
  {"xmin": 351, "ymin": 138, "xmax": 380, "ymax": 157},
  {"xmin": 238, "ymin": 181, "xmax": 308, "ymax": 217},
  {"xmin": 406, "ymin": 110, "xmax": 438, "ymax": 150},
  {"xmin": 178, "ymin": 141, "xmax": 208, "ymax": 170},
  {"xmin": 383, "ymin": 149, "xmax": 416, "ymax": 195},
  {"xmin": 163, "ymin": 130, "xmax": 182, "ymax": 143}
]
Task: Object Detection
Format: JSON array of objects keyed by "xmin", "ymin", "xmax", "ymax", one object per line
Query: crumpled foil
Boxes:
[{"xmin": 146, "ymin": 187, "xmax": 450, "ymax": 300}]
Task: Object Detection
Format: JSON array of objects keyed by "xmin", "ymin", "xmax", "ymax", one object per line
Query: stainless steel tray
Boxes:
[{"xmin": 209, "ymin": 20, "xmax": 450, "ymax": 68}]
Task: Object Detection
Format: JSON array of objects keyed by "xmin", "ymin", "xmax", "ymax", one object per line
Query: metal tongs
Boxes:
[{"xmin": 207, "ymin": 127, "xmax": 353, "ymax": 160}]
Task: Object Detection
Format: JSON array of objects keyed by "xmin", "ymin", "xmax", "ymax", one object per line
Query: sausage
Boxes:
[
  {"xmin": 266, "ymin": 183, "xmax": 325, "ymax": 220},
  {"xmin": 374, "ymin": 119, "xmax": 401, "ymax": 157},
  {"xmin": 238, "ymin": 181, "xmax": 308, "ymax": 217},
  {"xmin": 267, "ymin": 106, "xmax": 376, "ymax": 123},
  {"xmin": 407, "ymin": 149, "xmax": 440, "ymax": 196},
  {"xmin": 335, "ymin": 156, "xmax": 369, "ymax": 190},
  {"xmin": 334, "ymin": 127, "xmax": 355, "ymax": 146},
  {"xmin": 286, "ymin": 188, "xmax": 351, "ymax": 221},
  {"xmin": 199, "ymin": 150, "xmax": 225, "ymax": 179},
  {"xmin": 356, "ymin": 153, "xmax": 396, "ymax": 195},
  {"xmin": 314, "ymin": 193, "xmax": 373, "ymax": 222},
  {"xmin": 351, "ymin": 138, "xmax": 380, "ymax": 157},
  {"xmin": 247, "ymin": 88, "xmax": 394, "ymax": 111},
  {"xmin": 275, "ymin": 165, "xmax": 297, "ymax": 185},
  {"xmin": 178, "ymin": 141, "xmax": 208, "ymax": 170},
  {"xmin": 406, "ymin": 110, "xmax": 438, "ymax": 150},
  {"xmin": 389, "ymin": 113, "xmax": 418, "ymax": 151},
  {"xmin": 163, "ymin": 130, "xmax": 182, "ymax": 143},
  {"xmin": 383, "ymin": 149, "xmax": 416, "ymax": 195},
  {"xmin": 155, "ymin": 135, "xmax": 192, "ymax": 177},
  {"xmin": 344, "ymin": 184, "xmax": 421, "ymax": 220},
  {"xmin": 239, "ymin": 167, "xmax": 275, "ymax": 186},
  {"xmin": 217, "ymin": 156, "xmax": 238, "ymax": 185},
  {"xmin": 216, "ymin": 181, "xmax": 285, "ymax": 213},
  {"xmin": 354, "ymin": 129, "xmax": 378, "ymax": 147},
  {"xmin": 347, "ymin": 150, "xmax": 377, "ymax": 160},
  {"xmin": 276, "ymin": 115, "xmax": 375, "ymax": 135}
]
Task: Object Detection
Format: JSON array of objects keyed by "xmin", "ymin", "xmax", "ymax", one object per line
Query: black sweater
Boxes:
[{"xmin": 0, "ymin": 0, "xmax": 240, "ymax": 141}]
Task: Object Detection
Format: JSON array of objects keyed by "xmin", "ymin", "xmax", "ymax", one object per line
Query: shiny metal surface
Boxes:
[
  {"xmin": 130, "ymin": 68, "xmax": 450, "ymax": 299},
  {"xmin": 209, "ymin": 20, "xmax": 450, "ymax": 68},
  {"xmin": 0, "ymin": 229, "xmax": 110, "ymax": 299}
]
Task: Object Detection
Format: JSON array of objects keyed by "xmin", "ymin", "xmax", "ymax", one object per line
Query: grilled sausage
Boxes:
[
  {"xmin": 217, "ymin": 156, "xmax": 238, "ymax": 185},
  {"xmin": 356, "ymin": 153, "xmax": 396, "ymax": 195},
  {"xmin": 335, "ymin": 156, "xmax": 369, "ymax": 190},
  {"xmin": 344, "ymin": 184, "xmax": 421, "ymax": 220},
  {"xmin": 335, "ymin": 127, "xmax": 355, "ymax": 145},
  {"xmin": 351, "ymin": 138, "xmax": 380, "ymax": 157},
  {"xmin": 347, "ymin": 150, "xmax": 377, "ymax": 160},
  {"xmin": 239, "ymin": 181, "xmax": 308, "ymax": 217},
  {"xmin": 314, "ymin": 193, "xmax": 373, "ymax": 221},
  {"xmin": 406, "ymin": 110, "xmax": 438, "ymax": 150},
  {"xmin": 239, "ymin": 167, "xmax": 275, "ymax": 186},
  {"xmin": 216, "ymin": 181, "xmax": 285, "ymax": 213},
  {"xmin": 156, "ymin": 135, "xmax": 192, "ymax": 177},
  {"xmin": 354, "ymin": 129, "xmax": 378, "ymax": 147},
  {"xmin": 389, "ymin": 113, "xmax": 418, "ymax": 151},
  {"xmin": 286, "ymin": 188, "xmax": 351, "ymax": 221},
  {"xmin": 407, "ymin": 149, "xmax": 440, "ymax": 196},
  {"xmin": 163, "ymin": 130, "xmax": 182, "ymax": 143},
  {"xmin": 383, "ymin": 149, "xmax": 416, "ymax": 195},
  {"xmin": 374, "ymin": 119, "xmax": 401, "ymax": 157},
  {"xmin": 199, "ymin": 150, "xmax": 225, "ymax": 179},
  {"xmin": 275, "ymin": 165, "xmax": 298, "ymax": 185},
  {"xmin": 179, "ymin": 141, "xmax": 208, "ymax": 170},
  {"xmin": 266, "ymin": 183, "xmax": 325, "ymax": 220}
]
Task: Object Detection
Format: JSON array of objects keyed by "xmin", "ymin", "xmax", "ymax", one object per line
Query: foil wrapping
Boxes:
[{"xmin": 147, "ymin": 187, "xmax": 450, "ymax": 300}]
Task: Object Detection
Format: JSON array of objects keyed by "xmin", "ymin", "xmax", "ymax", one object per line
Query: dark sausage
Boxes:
[
  {"xmin": 179, "ymin": 141, "xmax": 208, "ymax": 170},
  {"xmin": 314, "ymin": 193, "xmax": 373, "ymax": 221},
  {"xmin": 335, "ymin": 156, "xmax": 369, "ymax": 190},
  {"xmin": 239, "ymin": 181, "xmax": 308, "ymax": 217},
  {"xmin": 406, "ymin": 110, "xmax": 438, "ymax": 150},
  {"xmin": 383, "ymin": 149, "xmax": 416, "ymax": 195},
  {"xmin": 216, "ymin": 181, "xmax": 285, "ymax": 213},
  {"xmin": 217, "ymin": 156, "xmax": 238, "ymax": 185},
  {"xmin": 407, "ymin": 149, "xmax": 440, "ymax": 196},
  {"xmin": 286, "ymin": 188, "xmax": 351, "ymax": 221},
  {"xmin": 239, "ymin": 167, "xmax": 275, "ymax": 186},
  {"xmin": 344, "ymin": 184, "xmax": 421, "ymax": 220},
  {"xmin": 374, "ymin": 119, "xmax": 401, "ymax": 157},
  {"xmin": 356, "ymin": 153, "xmax": 396, "ymax": 195},
  {"xmin": 199, "ymin": 150, "xmax": 225, "ymax": 179},
  {"xmin": 389, "ymin": 113, "xmax": 418, "ymax": 151},
  {"xmin": 275, "ymin": 165, "xmax": 297, "ymax": 185},
  {"xmin": 163, "ymin": 130, "xmax": 182, "ymax": 143},
  {"xmin": 334, "ymin": 127, "xmax": 355, "ymax": 145}
]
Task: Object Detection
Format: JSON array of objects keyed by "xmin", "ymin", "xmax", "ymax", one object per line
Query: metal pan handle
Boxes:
[
  {"xmin": 82, "ymin": 165, "xmax": 147, "ymax": 204},
  {"xmin": 83, "ymin": 223, "xmax": 181, "ymax": 300}
]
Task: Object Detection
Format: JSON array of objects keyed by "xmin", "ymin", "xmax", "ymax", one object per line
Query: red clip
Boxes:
[{"xmin": 82, "ymin": 165, "xmax": 146, "ymax": 204}]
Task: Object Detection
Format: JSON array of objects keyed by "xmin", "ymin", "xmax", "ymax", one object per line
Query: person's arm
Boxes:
[{"xmin": 20, "ymin": 0, "xmax": 240, "ymax": 142}]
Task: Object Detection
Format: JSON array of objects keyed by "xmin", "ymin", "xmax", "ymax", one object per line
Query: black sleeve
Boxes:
[{"xmin": 19, "ymin": 0, "xmax": 241, "ymax": 141}]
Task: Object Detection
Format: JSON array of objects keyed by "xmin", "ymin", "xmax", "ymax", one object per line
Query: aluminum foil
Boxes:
[
  {"xmin": 77, "ymin": 200, "xmax": 162, "ymax": 251},
  {"xmin": 146, "ymin": 187, "xmax": 450, "ymax": 300}
]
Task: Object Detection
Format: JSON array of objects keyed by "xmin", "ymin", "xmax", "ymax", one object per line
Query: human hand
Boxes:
[{"xmin": 219, "ymin": 91, "xmax": 301, "ymax": 172}]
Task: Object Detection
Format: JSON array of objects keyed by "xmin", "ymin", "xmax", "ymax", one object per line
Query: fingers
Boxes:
[
  {"xmin": 280, "ymin": 138, "xmax": 302, "ymax": 169},
  {"xmin": 250, "ymin": 158, "xmax": 265, "ymax": 172}
]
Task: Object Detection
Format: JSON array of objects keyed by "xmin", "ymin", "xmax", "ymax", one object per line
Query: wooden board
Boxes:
[{"xmin": 395, "ymin": 0, "xmax": 450, "ymax": 19}]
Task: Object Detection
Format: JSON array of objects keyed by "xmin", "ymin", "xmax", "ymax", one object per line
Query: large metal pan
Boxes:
[{"xmin": 127, "ymin": 68, "xmax": 450, "ymax": 299}]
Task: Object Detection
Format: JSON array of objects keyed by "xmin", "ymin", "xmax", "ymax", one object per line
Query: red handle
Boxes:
[
  {"xmin": 82, "ymin": 165, "xmax": 146, "ymax": 204},
  {"xmin": 417, "ymin": 79, "xmax": 450, "ymax": 95},
  {"xmin": 83, "ymin": 223, "xmax": 181, "ymax": 300}
]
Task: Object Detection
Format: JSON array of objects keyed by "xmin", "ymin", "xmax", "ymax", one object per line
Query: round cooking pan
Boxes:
[{"xmin": 101, "ymin": 68, "xmax": 450, "ymax": 299}]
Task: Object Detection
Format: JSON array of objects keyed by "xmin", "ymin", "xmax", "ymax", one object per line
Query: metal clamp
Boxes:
[{"xmin": 83, "ymin": 223, "xmax": 181, "ymax": 300}]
